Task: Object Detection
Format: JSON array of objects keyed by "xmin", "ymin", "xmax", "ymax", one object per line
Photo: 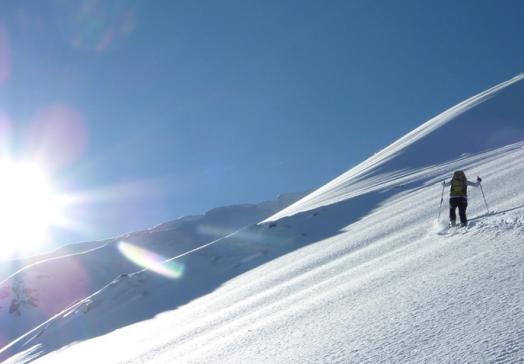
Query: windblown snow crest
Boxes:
[{"xmin": 269, "ymin": 73, "xmax": 524, "ymax": 220}]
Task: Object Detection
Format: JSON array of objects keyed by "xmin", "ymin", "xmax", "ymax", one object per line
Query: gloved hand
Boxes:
[
  {"xmin": 442, "ymin": 180, "xmax": 446, "ymax": 186},
  {"xmin": 477, "ymin": 176, "xmax": 482, "ymax": 183}
]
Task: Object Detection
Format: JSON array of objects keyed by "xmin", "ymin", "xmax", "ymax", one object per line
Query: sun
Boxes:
[{"xmin": 0, "ymin": 159, "xmax": 66, "ymax": 258}]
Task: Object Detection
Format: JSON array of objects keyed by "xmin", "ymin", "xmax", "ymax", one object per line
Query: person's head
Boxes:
[{"xmin": 452, "ymin": 170, "xmax": 466, "ymax": 181}]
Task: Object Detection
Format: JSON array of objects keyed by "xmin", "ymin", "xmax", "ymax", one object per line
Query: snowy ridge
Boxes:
[
  {"xmin": 4, "ymin": 74, "xmax": 524, "ymax": 363},
  {"xmin": 269, "ymin": 73, "xmax": 524, "ymax": 220},
  {"xmin": 0, "ymin": 194, "xmax": 305, "ymax": 361},
  {"xmin": 0, "ymin": 243, "xmax": 110, "ymax": 289}
]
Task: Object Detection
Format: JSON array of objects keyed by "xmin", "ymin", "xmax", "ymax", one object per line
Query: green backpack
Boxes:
[{"xmin": 450, "ymin": 170, "xmax": 467, "ymax": 197}]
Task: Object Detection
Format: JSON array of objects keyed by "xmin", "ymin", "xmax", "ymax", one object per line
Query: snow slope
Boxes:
[
  {"xmin": 5, "ymin": 74, "xmax": 524, "ymax": 363},
  {"xmin": 0, "ymin": 193, "xmax": 305, "ymax": 361}
]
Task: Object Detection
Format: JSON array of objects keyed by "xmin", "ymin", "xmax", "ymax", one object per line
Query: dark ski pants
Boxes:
[{"xmin": 449, "ymin": 197, "xmax": 468, "ymax": 226}]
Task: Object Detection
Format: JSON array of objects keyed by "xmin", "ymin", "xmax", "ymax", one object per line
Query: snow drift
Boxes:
[{"xmin": 3, "ymin": 74, "xmax": 524, "ymax": 363}]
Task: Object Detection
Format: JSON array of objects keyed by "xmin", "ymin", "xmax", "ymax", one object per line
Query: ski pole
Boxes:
[
  {"xmin": 437, "ymin": 182, "xmax": 445, "ymax": 221},
  {"xmin": 479, "ymin": 182, "xmax": 490, "ymax": 214}
]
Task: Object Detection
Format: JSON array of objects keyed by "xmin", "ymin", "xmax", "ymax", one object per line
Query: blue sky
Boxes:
[{"xmin": 0, "ymin": 0, "xmax": 524, "ymax": 245}]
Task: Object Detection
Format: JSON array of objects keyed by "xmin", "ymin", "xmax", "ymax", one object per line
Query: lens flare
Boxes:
[
  {"xmin": 0, "ymin": 113, "xmax": 12, "ymax": 156},
  {"xmin": 25, "ymin": 104, "xmax": 88, "ymax": 170},
  {"xmin": 0, "ymin": 24, "xmax": 11, "ymax": 83},
  {"xmin": 52, "ymin": 0, "xmax": 139, "ymax": 52},
  {"xmin": 118, "ymin": 241, "xmax": 185, "ymax": 279},
  {"xmin": 0, "ymin": 259, "xmax": 91, "ymax": 319}
]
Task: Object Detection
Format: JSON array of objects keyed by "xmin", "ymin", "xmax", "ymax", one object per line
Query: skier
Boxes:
[{"xmin": 442, "ymin": 171, "xmax": 481, "ymax": 227}]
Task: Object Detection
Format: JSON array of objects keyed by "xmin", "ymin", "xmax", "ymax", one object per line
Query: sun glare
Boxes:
[{"xmin": 0, "ymin": 159, "xmax": 66, "ymax": 258}]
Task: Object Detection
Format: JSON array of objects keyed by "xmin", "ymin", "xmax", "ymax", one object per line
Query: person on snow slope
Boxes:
[{"xmin": 443, "ymin": 170, "xmax": 481, "ymax": 227}]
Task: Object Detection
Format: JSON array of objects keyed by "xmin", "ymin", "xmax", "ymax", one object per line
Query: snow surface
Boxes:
[
  {"xmin": 0, "ymin": 193, "xmax": 305, "ymax": 361},
  {"xmin": 3, "ymin": 74, "xmax": 524, "ymax": 363}
]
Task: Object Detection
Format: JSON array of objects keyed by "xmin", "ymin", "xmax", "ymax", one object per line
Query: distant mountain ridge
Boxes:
[{"xmin": 0, "ymin": 191, "xmax": 306, "ymax": 360}]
